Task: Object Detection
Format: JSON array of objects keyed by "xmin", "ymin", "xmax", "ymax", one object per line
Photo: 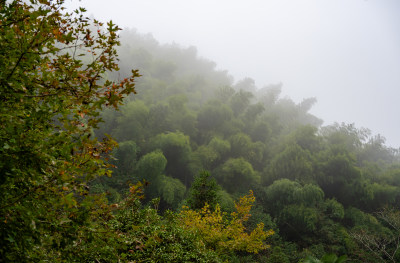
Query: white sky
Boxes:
[{"xmin": 65, "ymin": 0, "xmax": 400, "ymax": 147}]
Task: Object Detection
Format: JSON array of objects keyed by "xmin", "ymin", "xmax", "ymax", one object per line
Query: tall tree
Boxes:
[
  {"xmin": 0, "ymin": 1, "xmax": 139, "ymax": 261},
  {"xmin": 187, "ymin": 171, "xmax": 220, "ymax": 210}
]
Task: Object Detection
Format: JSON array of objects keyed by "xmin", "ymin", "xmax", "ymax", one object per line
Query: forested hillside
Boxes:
[
  {"xmin": 2, "ymin": 1, "xmax": 400, "ymax": 262},
  {"xmin": 94, "ymin": 29, "xmax": 400, "ymax": 262}
]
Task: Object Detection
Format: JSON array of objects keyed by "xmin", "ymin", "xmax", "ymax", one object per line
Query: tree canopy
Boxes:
[{"xmin": 2, "ymin": 1, "xmax": 400, "ymax": 262}]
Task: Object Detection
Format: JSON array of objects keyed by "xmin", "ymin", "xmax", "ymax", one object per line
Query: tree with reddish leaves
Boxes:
[{"xmin": 0, "ymin": 0, "xmax": 139, "ymax": 261}]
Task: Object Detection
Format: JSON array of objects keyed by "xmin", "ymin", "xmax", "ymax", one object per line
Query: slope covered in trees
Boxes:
[
  {"xmin": 94, "ymin": 27, "xmax": 400, "ymax": 262},
  {"xmin": 2, "ymin": 1, "xmax": 400, "ymax": 262}
]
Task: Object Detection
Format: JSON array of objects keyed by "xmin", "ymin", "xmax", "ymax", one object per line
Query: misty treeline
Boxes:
[
  {"xmin": 2, "ymin": 1, "xmax": 400, "ymax": 262},
  {"xmin": 90, "ymin": 29, "xmax": 400, "ymax": 262}
]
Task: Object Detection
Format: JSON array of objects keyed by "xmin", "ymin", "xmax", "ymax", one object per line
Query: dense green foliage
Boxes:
[
  {"xmin": 0, "ymin": 0, "xmax": 142, "ymax": 261},
  {"xmin": 2, "ymin": 1, "xmax": 400, "ymax": 262}
]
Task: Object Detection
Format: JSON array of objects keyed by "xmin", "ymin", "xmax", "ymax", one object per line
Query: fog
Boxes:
[{"xmin": 65, "ymin": 0, "xmax": 400, "ymax": 147}]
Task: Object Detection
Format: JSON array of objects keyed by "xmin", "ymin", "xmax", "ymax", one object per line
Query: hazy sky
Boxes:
[{"xmin": 65, "ymin": 0, "xmax": 400, "ymax": 147}]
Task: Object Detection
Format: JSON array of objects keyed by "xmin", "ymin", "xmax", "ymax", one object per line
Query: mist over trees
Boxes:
[
  {"xmin": 91, "ymin": 28, "xmax": 400, "ymax": 262},
  {"xmin": 2, "ymin": 1, "xmax": 400, "ymax": 262}
]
